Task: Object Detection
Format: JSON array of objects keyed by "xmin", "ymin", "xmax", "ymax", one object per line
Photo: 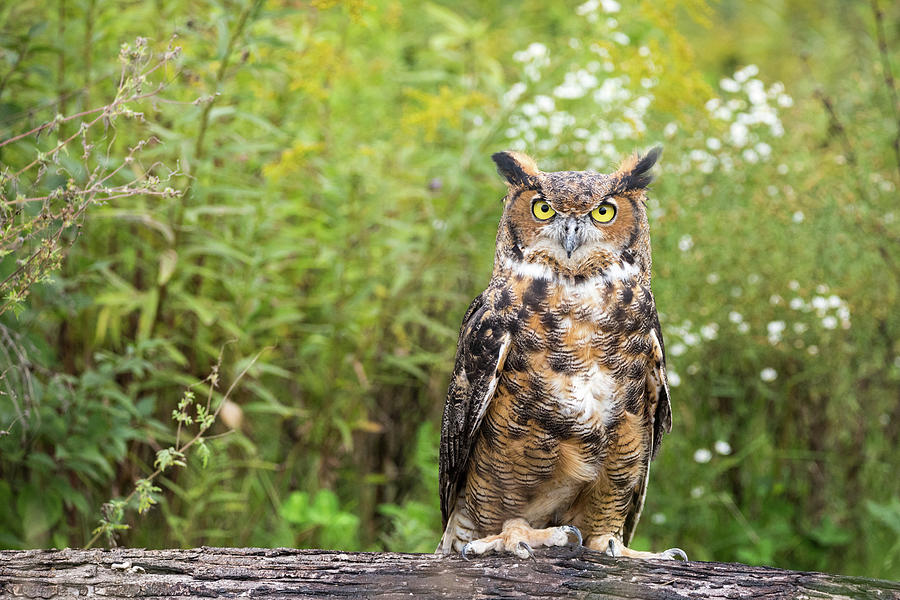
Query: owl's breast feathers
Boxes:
[{"xmin": 439, "ymin": 264, "xmax": 672, "ymax": 534}]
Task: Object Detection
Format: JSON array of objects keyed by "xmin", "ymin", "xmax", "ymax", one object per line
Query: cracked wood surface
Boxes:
[{"xmin": 1, "ymin": 546, "xmax": 898, "ymax": 599}]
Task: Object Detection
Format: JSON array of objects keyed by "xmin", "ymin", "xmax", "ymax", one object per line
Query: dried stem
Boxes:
[{"xmin": 0, "ymin": 40, "xmax": 186, "ymax": 319}]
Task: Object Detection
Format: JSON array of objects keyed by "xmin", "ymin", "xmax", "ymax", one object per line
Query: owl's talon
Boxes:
[
  {"xmin": 461, "ymin": 543, "xmax": 473, "ymax": 561},
  {"xmin": 661, "ymin": 547, "xmax": 688, "ymax": 561},
  {"xmin": 517, "ymin": 541, "xmax": 535, "ymax": 560},
  {"xmin": 589, "ymin": 534, "xmax": 687, "ymax": 560},
  {"xmin": 561, "ymin": 525, "xmax": 582, "ymax": 547}
]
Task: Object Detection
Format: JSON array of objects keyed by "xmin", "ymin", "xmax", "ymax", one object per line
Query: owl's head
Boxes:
[{"xmin": 490, "ymin": 148, "xmax": 661, "ymax": 282}]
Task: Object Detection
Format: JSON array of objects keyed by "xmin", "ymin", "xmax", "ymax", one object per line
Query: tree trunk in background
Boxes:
[{"xmin": 2, "ymin": 547, "xmax": 898, "ymax": 599}]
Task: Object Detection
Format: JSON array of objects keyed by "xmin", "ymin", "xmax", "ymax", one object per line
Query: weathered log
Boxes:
[{"xmin": 1, "ymin": 546, "xmax": 898, "ymax": 599}]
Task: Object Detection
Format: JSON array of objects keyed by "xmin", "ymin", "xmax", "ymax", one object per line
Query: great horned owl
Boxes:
[{"xmin": 437, "ymin": 148, "xmax": 685, "ymax": 560}]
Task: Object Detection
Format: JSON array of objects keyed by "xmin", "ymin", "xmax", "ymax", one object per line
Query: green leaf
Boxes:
[
  {"xmin": 154, "ymin": 447, "xmax": 186, "ymax": 471},
  {"xmin": 279, "ymin": 491, "xmax": 310, "ymax": 525}
]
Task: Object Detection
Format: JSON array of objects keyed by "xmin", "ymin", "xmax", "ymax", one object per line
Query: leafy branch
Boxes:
[{"xmin": 86, "ymin": 349, "xmax": 264, "ymax": 549}]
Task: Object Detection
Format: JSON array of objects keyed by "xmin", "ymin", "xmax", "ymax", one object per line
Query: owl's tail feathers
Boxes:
[{"xmin": 436, "ymin": 504, "xmax": 477, "ymax": 554}]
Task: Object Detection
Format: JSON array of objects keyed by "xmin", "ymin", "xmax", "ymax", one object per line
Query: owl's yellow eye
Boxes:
[
  {"xmin": 532, "ymin": 199, "xmax": 556, "ymax": 220},
  {"xmin": 590, "ymin": 203, "xmax": 616, "ymax": 223}
]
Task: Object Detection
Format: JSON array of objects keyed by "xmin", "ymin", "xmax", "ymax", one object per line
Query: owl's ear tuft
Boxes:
[
  {"xmin": 616, "ymin": 146, "xmax": 662, "ymax": 191},
  {"xmin": 492, "ymin": 151, "xmax": 541, "ymax": 187}
]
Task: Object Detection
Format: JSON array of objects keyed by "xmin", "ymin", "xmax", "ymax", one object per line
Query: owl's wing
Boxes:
[
  {"xmin": 439, "ymin": 292, "xmax": 512, "ymax": 527},
  {"xmin": 623, "ymin": 311, "xmax": 672, "ymax": 545},
  {"xmin": 648, "ymin": 313, "xmax": 673, "ymax": 457}
]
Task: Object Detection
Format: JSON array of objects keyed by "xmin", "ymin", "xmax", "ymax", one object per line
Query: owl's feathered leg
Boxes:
[
  {"xmin": 461, "ymin": 518, "xmax": 582, "ymax": 560},
  {"xmin": 587, "ymin": 533, "xmax": 687, "ymax": 561}
]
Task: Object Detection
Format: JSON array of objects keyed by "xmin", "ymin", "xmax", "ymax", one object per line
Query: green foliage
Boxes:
[
  {"xmin": 280, "ymin": 489, "xmax": 361, "ymax": 550},
  {"xmin": 0, "ymin": 0, "xmax": 898, "ymax": 580}
]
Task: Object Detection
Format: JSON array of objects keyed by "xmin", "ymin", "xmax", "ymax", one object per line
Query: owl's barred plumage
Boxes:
[{"xmin": 438, "ymin": 148, "xmax": 683, "ymax": 559}]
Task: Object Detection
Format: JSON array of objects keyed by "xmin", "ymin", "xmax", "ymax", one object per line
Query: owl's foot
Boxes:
[
  {"xmin": 461, "ymin": 518, "xmax": 582, "ymax": 560},
  {"xmin": 588, "ymin": 533, "xmax": 687, "ymax": 561}
]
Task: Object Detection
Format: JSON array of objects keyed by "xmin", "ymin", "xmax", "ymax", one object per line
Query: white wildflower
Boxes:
[
  {"xmin": 811, "ymin": 296, "xmax": 828, "ymax": 313},
  {"xmin": 755, "ymin": 141, "xmax": 772, "ymax": 158},
  {"xmin": 600, "ymin": 0, "xmax": 621, "ymax": 12},
  {"xmin": 729, "ymin": 122, "xmax": 749, "ymax": 146},
  {"xmin": 534, "ymin": 95, "xmax": 555, "ymax": 113},
  {"xmin": 760, "ymin": 367, "xmax": 778, "ymax": 382},
  {"xmin": 503, "ymin": 82, "xmax": 527, "ymax": 104},
  {"xmin": 767, "ymin": 320, "xmax": 785, "ymax": 344},
  {"xmin": 720, "ymin": 78, "xmax": 740, "ymax": 93},
  {"xmin": 576, "ymin": 0, "xmax": 599, "ymax": 14},
  {"xmin": 610, "ymin": 31, "xmax": 630, "ymax": 45},
  {"xmin": 693, "ymin": 449, "xmax": 712, "ymax": 464},
  {"xmin": 745, "ymin": 79, "xmax": 767, "ymax": 105}
]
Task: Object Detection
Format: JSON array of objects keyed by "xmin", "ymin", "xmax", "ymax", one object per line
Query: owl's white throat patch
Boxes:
[
  {"xmin": 501, "ymin": 257, "xmax": 639, "ymax": 288},
  {"xmin": 503, "ymin": 257, "xmax": 555, "ymax": 281}
]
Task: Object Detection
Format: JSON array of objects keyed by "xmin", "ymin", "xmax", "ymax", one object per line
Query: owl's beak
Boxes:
[{"xmin": 562, "ymin": 218, "xmax": 583, "ymax": 258}]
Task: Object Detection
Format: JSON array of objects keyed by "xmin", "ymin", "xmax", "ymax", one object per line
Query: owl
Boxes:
[{"xmin": 437, "ymin": 148, "xmax": 686, "ymax": 561}]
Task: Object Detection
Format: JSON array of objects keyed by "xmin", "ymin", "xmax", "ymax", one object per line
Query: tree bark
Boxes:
[{"xmin": 1, "ymin": 546, "xmax": 898, "ymax": 599}]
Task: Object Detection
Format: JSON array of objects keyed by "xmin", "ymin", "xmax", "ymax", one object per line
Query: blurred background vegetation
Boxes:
[{"xmin": 1, "ymin": 0, "xmax": 898, "ymax": 580}]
